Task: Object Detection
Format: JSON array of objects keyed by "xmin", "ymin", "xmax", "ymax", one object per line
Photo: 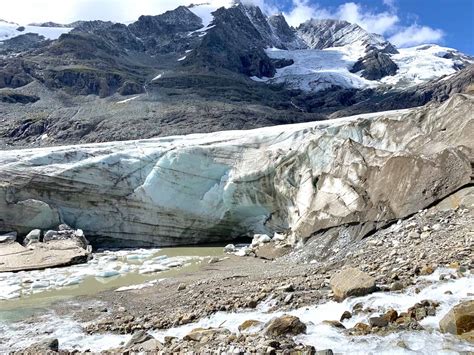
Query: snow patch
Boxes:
[
  {"xmin": 0, "ymin": 20, "xmax": 71, "ymax": 41},
  {"xmin": 116, "ymin": 96, "xmax": 140, "ymax": 104}
]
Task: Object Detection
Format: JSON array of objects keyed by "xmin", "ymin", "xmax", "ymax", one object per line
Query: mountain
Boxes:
[
  {"xmin": 0, "ymin": 3, "xmax": 472, "ymax": 149},
  {"xmin": 297, "ymin": 19, "xmax": 397, "ymax": 53}
]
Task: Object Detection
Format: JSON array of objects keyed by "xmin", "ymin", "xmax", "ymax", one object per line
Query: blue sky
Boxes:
[{"xmin": 271, "ymin": 0, "xmax": 474, "ymax": 53}]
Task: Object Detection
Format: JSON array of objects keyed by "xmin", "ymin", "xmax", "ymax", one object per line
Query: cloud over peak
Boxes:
[
  {"xmin": 283, "ymin": 0, "xmax": 444, "ymax": 48},
  {"xmin": 2, "ymin": 0, "xmax": 445, "ymax": 48}
]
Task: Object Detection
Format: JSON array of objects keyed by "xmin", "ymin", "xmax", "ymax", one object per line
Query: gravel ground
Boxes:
[{"xmin": 19, "ymin": 187, "xmax": 473, "ymax": 353}]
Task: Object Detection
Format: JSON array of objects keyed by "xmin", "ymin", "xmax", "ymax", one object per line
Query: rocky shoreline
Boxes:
[{"xmin": 10, "ymin": 186, "xmax": 472, "ymax": 354}]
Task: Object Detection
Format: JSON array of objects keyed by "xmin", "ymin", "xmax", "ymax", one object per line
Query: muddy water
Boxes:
[{"xmin": 0, "ymin": 246, "xmax": 224, "ymax": 317}]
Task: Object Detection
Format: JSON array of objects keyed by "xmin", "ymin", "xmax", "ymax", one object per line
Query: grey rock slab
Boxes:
[
  {"xmin": 0, "ymin": 232, "xmax": 17, "ymax": 243},
  {"xmin": 330, "ymin": 267, "xmax": 376, "ymax": 301},
  {"xmin": 0, "ymin": 239, "xmax": 91, "ymax": 272}
]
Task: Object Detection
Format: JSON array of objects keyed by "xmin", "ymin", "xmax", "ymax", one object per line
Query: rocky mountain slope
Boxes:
[
  {"xmin": 0, "ymin": 2, "xmax": 472, "ymax": 148},
  {"xmin": 0, "ymin": 93, "xmax": 472, "ymax": 246}
]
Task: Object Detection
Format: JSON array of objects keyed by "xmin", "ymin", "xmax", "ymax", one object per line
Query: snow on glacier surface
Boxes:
[
  {"xmin": 255, "ymin": 45, "xmax": 375, "ymax": 92},
  {"xmin": 254, "ymin": 43, "xmax": 471, "ymax": 92},
  {"xmin": 381, "ymin": 44, "xmax": 471, "ymax": 87},
  {"xmin": 0, "ymin": 20, "xmax": 71, "ymax": 41}
]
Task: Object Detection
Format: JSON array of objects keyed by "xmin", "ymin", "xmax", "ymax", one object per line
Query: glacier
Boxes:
[
  {"xmin": 0, "ymin": 94, "xmax": 472, "ymax": 246},
  {"xmin": 255, "ymin": 44, "xmax": 472, "ymax": 92}
]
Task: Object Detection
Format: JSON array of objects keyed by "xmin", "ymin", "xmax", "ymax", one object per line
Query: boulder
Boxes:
[
  {"xmin": 383, "ymin": 309, "xmax": 398, "ymax": 323},
  {"xmin": 24, "ymin": 229, "xmax": 41, "ymax": 245},
  {"xmin": 23, "ymin": 338, "xmax": 59, "ymax": 352},
  {"xmin": 322, "ymin": 320, "xmax": 346, "ymax": 329},
  {"xmin": 183, "ymin": 328, "xmax": 230, "ymax": 342},
  {"xmin": 224, "ymin": 244, "xmax": 236, "ymax": 253},
  {"xmin": 264, "ymin": 315, "xmax": 307, "ymax": 336},
  {"xmin": 369, "ymin": 316, "xmax": 388, "ymax": 328},
  {"xmin": 439, "ymin": 300, "xmax": 474, "ymax": 337},
  {"xmin": 238, "ymin": 319, "xmax": 264, "ymax": 332},
  {"xmin": 255, "ymin": 243, "xmax": 291, "ymax": 260},
  {"xmin": 340, "ymin": 311, "xmax": 352, "ymax": 322},
  {"xmin": 330, "ymin": 268, "xmax": 376, "ymax": 301},
  {"xmin": 0, "ymin": 232, "xmax": 17, "ymax": 243},
  {"xmin": 124, "ymin": 330, "xmax": 162, "ymax": 351},
  {"xmin": 0, "ymin": 230, "xmax": 91, "ymax": 272}
]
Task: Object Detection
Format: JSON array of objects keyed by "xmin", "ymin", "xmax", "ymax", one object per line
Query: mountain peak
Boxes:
[{"xmin": 298, "ymin": 18, "xmax": 397, "ymax": 54}]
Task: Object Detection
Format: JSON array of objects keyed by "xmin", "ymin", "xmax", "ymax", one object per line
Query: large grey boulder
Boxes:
[
  {"xmin": 24, "ymin": 229, "xmax": 41, "ymax": 245},
  {"xmin": 0, "ymin": 232, "xmax": 17, "ymax": 243},
  {"xmin": 0, "ymin": 94, "xmax": 472, "ymax": 246},
  {"xmin": 330, "ymin": 267, "xmax": 376, "ymax": 301},
  {"xmin": 0, "ymin": 225, "xmax": 91, "ymax": 272},
  {"xmin": 264, "ymin": 315, "xmax": 307, "ymax": 336}
]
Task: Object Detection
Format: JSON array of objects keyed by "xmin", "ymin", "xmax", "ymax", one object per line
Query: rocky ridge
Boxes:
[{"xmin": 0, "ymin": 4, "xmax": 472, "ymax": 148}]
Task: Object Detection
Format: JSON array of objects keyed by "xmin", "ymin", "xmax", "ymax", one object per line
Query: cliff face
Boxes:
[{"xmin": 0, "ymin": 94, "xmax": 472, "ymax": 246}]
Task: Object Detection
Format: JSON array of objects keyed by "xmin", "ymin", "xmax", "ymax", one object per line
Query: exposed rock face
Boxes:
[
  {"xmin": 0, "ymin": 94, "xmax": 472, "ymax": 246},
  {"xmin": 184, "ymin": 5, "xmax": 276, "ymax": 77},
  {"xmin": 330, "ymin": 268, "xmax": 376, "ymax": 301},
  {"xmin": 439, "ymin": 301, "xmax": 474, "ymax": 338},
  {"xmin": 297, "ymin": 19, "xmax": 397, "ymax": 54},
  {"xmin": 351, "ymin": 50, "xmax": 398, "ymax": 80}
]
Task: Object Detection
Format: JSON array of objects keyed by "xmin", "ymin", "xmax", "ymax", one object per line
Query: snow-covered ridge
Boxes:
[{"xmin": 0, "ymin": 19, "xmax": 72, "ymax": 41}]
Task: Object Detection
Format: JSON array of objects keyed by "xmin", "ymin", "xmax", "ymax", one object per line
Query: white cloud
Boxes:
[
  {"xmin": 284, "ymin": 1, "xmax": 399, "ymax": 34},
  {"xmin": 283, "ymin": 0, "xmax": 444, "ymax": 48},
  {"xmin": 336, "ymin": 2, "xmax": 399, "ymax": 35},
  {"xmin": 284, "ymin": 0, "xmax": 331, "ymax": 27},
  {"xmin": 389, "ymin": 24, "xmax": 444, "ymax": 47},
  {"xmin": 382, "ymin": 0, "xmax": 397, "ymax": 10},
  {"xmin": 1, "ymin": 0, "xmax": 233, "ymax": 24}
]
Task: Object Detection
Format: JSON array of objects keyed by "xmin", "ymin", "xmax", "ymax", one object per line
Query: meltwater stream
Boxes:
[
  {"xmin": 151, "ymin": 268, "xmax": 474, "ymax": 354},
  {"xmin": 0, "ymin": 262, "xmax": 473, "ymax": 353}
]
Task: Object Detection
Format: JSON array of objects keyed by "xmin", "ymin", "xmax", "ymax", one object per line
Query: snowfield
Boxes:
[
  {"xmin": 258, "ymin": 46, "xmax": 375, "ymax": 92},
  {"xmin": 253, "ymin": 43, "xmax": 472, "ymax": 92},
  {"xmin": 381, "ymin": 44, "xmax": 470, "ymax": 87},
  {"xmin": 0, "ymin": 20, "xmax": 72, "ymax": 41}
]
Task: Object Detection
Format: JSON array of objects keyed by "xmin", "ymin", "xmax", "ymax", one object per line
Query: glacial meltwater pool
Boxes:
[{"xmin": 0, "ymin": 246, "xmax": 224, "ymax": 315}]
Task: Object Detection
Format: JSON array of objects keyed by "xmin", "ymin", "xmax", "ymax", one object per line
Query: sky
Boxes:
[{"xmin": 1, "ymin": 0, "xmax": 473, "ymax": 53}]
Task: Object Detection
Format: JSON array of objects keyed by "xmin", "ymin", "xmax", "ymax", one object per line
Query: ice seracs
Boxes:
[{"xmin": 0, "ymin": 94, "xmax": 471, "ymax": 247}]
